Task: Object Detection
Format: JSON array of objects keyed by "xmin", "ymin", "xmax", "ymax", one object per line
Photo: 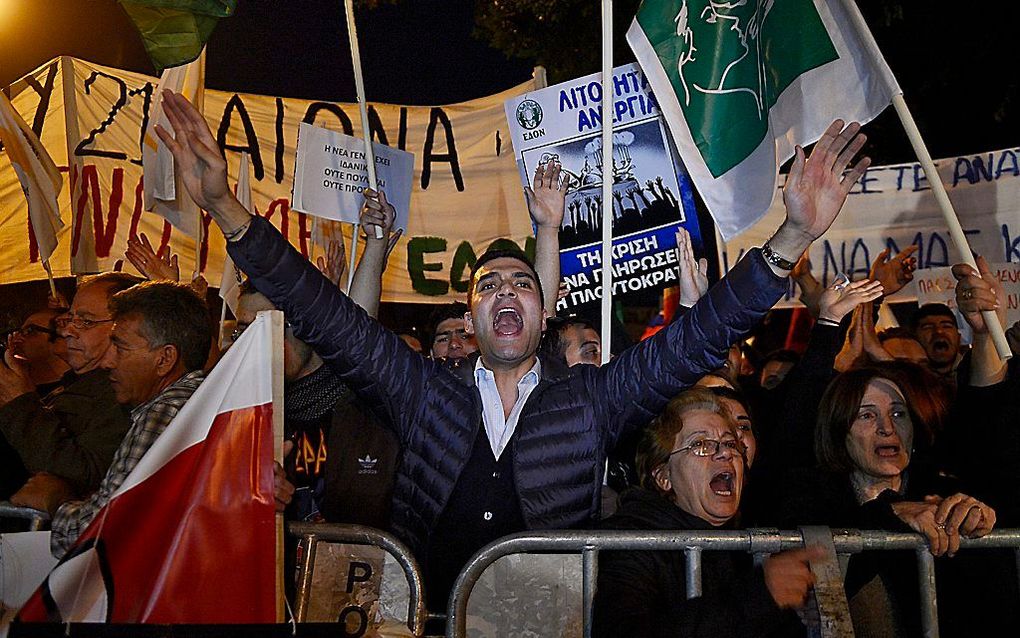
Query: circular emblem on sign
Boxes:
[{"xmin": 516, "ymin": 100, "xmax": 543, "ymax": 130}]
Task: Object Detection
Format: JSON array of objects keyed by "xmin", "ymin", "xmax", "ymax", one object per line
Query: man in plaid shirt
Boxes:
[{"xmin": 50, "ymin": 281, "xmax": 213, "ymax": 556}]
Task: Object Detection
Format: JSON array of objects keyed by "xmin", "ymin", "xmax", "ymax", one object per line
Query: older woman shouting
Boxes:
[{"xmin": 592, "ymin": 389, "xmax": 812, "ymax": 638}]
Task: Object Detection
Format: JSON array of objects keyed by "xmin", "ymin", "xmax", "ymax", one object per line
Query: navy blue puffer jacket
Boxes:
[{"xmin": 228, "ymin": 216, "xmax": 786, "ymax": 557}]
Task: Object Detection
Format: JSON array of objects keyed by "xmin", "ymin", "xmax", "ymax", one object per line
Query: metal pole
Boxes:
[
  {"xmin": 599, "ymin": 0, "xmax": 613, "ymax": 365},
  {"xmin": 582, "ymin": 546, "xmax": 598, "ymax": 638},
  {"xmin": 684, "ymin": 546, "xmax": 703, "ymax": 599},
  {"xmin": 915, "ymin": 547, "xmax": 940, "ymax": 638}
]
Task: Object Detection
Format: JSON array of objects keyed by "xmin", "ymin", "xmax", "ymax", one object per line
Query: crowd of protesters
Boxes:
[{"xmin": 1, "ymin": 89, "xmax": 1018, "ymax": 636}]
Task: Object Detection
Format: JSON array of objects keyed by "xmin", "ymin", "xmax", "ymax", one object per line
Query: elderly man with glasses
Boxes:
[{"xmin": 0, "ymin": 273, "xmax": 137, "ymax": 513}]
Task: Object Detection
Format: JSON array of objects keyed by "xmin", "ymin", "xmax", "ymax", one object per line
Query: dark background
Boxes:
[{"xmin": 1, "ymin": 0, "xmax": 1016, "ymax": 349}]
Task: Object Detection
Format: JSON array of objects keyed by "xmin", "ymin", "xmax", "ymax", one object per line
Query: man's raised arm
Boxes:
[
  {"xmin": 156, "ymin": 90, "xmax": 430, "ymax": 429},
  {"xmin": 592, "ymin": 120, "xmax": 871, "ymax": 443}
]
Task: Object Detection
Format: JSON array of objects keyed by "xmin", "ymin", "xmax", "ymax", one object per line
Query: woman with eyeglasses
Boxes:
[
  {"xmin": 592, "ymin": 389, "xmax": 814, "ymax": 638},
  {"xmin": 776, "ymin": 366, "xmax": 1007, "ymax": 636}
]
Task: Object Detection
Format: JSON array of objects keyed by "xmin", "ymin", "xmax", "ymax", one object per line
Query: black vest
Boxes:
[{"xmin": 424, "ymin": 420, "xmax": 525, "ymax": 609}]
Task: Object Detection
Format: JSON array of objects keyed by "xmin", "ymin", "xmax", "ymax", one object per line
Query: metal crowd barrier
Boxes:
[
  {"xmin": 0, "ymin": 501, "xmax": 51, "ymax": 531},
  {"xmin": 446, "ymin": 527, "xmax": 1020, "ymax": 638},
  {"xmin": 288, "ymin": 522, "xmax": 427, "ymax": 636}
]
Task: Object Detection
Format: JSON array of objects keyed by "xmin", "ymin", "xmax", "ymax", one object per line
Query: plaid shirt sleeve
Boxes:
[{"xmin": 50, "ymin": 371, "xmax": 205, "ymax": 557}]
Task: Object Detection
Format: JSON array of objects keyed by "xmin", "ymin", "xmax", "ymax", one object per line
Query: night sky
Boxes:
[
  {"xmin": 1, "ymin": 1, "xmax": 1017, "ymax": 164},
  {"xmin": 0, "ymin": 0, "xmax": 533, "ymax": 104}
]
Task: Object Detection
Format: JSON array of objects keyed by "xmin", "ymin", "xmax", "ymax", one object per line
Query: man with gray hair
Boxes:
[{"xmin": 49, "ymin": 281, "xmax": 214, "ymax": 556}]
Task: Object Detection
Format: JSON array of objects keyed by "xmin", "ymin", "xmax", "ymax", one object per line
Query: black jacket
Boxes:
[
  {"xmin": 592, "ymin": 489, "xmax": 805, "ymax": 638},
  {"xmin": 228, "ymin": 215, "xmax": 787, "ymax": 559}
]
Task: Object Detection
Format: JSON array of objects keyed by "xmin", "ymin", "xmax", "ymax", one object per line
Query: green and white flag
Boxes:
[{"xmin": 627, "ymin": 0, "xmax": 900, "ymax": 239}]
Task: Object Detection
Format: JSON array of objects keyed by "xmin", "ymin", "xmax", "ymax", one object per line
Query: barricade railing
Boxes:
[
  {"xmin": 446, "ymin": 527, "xmax": 1020, "ymax": 638},
  {"xmin": 0, "ymin": 501, "xmax": 51, "ymax": 531},
  {"xmin": 287, "ymin": 522, "xmax": 427, "ymax": 636}
]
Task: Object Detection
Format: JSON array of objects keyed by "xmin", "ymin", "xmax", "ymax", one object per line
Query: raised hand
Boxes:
[
  {"xmin": 791, "ymin": 252, "xmax": 823, "ymax": 317},
  {"xmin": 675, "ymin": 227, "xmax": 708, "ymax": 306},
  {"xmin": 316, "ymin": 239, "xmax": 347, "ymax": 287},
  {"xmin": 818, "ymin": 279, "xmax": 883, "ymax": 324},
  {"xmin": 360, "ymin": 188, "xmax": 396, "ymax": 242},
  {"xmin": 870, "ymin": 245, "xmax": 918, "ymax": 296},
  {"xmin": 525, "ymin": 160, "xmax": 567, "ymax": 229},
  {"xmin": 771, "ymin": 120, "xmax": 870, "ymax": 261},
  {"xmin": 155, "ymin": 91, "xmax": 230, "ymax": 212},
  {"xmin": 952, "ymin": 255, "xmax": 1005, "ymax": 335},
  {"xmin": 126, "ymin": 233, "xmax": 180, "ymax": 282}
]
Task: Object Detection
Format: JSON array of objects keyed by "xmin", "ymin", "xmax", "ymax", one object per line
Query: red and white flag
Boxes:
[{"xmin": 19, "ymin": 311, "xmax": 283, "ymax": 624}]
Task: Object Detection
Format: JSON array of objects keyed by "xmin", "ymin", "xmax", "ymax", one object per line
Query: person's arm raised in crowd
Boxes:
[
  {"xmin": 347, "ymin": 189, "xmax": 401, "ymax": 318},
  {"xmin": 791, "ymin": 252, "xmax": 823, "ymax": 318},
  {"xmin": 591, "ymin": 120, "xmax": 871, "ymax": 443},
  {"xmin": 676, "ymin": 226, "xmax": 709, "ymax": 308},
  {"xmin": 870, "ymin": 245, "xmax": 918, "ymax": 299},
  {"xmin": 952, "ymin": 255, "xmax": 1008, "ymax": 386},
  {"xmin": 763, "ymin": 279, "xmax": 882, "ymax": 473},
  {"xmin": 155, "ymin": 90, "xmax": 433, "ymax": 430},
  {"xmin": 526, "ymin": 161, "xmax": 567, "ymax": 315}
]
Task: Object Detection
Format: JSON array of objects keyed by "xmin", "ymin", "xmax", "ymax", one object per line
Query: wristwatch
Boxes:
[{"xmin": 761, "ymin": 242, "xmax": 797, "ymax": 271}]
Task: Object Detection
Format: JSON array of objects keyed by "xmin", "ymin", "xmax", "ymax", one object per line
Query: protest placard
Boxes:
[
  {"xmin": 292, "ymin": 122, "xmax": 414, "ymax": 231},
  {"xmin": 504, "ymin": 63, "xmax": 703, "ymax": 311}
]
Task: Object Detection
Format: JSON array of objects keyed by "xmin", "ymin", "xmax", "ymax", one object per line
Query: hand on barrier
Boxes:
[
  {"xmin": 10, "ymin": 472, "xmax": 75, "ymax": 516},
  {"xmin": 763, "ymin": 545, "xmax": 824, "ymax": 609},
  {"xmin": 929, "ymin": 493, "xmax": 996, "ymax": 556}
]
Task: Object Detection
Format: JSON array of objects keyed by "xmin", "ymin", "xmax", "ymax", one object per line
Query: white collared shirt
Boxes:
[{"xmin": 474, "ymin": 357, "xmax": 542, "ymax": 460}]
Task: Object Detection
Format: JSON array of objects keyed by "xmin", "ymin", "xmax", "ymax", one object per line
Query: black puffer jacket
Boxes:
[
  {"xmin": 228, "ymin": 216, "xmax": 786, "ymax": 558},
  {"xmin": 593, "ymin": 489, "xmax": 805, "ymax": 638}
]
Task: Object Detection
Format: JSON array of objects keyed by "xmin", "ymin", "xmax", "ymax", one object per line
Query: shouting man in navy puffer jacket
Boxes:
[{"xmin": 155, "ymin": 90, "xmax": 870, "ymax": 612}]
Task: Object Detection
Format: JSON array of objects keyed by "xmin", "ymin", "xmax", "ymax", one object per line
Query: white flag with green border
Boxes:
[{"xmin": 627, "ymin": 0, "xmax": 900, "ymax": 240}]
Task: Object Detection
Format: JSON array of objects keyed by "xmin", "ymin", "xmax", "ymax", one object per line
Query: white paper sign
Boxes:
[{"xmin": 292, "ymin": 123, "xmax": 414, "ymax": 231}]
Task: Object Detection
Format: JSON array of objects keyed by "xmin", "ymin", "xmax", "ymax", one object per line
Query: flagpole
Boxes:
[
  {"xmin": 599, "ymin": 0, "xmax": 613, "ymax": 366},
  {"xmin": 342, "ymin": 0, "xmax": 383, "ymax": 295},
  {"xmin": 891, "ymin": 95, "xmax": 1011, "ymax": 359},
  {"xmin": 41, "ymin": 258, "xmax": 58, "ymax": 298},
  {"xmin": 835, "ymin": 0, "xmax": 1011, "ymax": 360},
  {"xmin": 267, "ymin": 309, "xmax": 286, "ymax": 623}
]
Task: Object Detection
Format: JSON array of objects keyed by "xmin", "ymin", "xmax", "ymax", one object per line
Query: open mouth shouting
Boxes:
[
  {"xmin": 709, "ymin": 471, "xmax": 735, "ymax": 497},
  {"xmin": 493, "ymin": 306, "xmax": 524, "ymax": 337}
]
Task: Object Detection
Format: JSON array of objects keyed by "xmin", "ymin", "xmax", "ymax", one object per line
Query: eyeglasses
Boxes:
[
  {"xmin": 669, "ymin": 438, "xmax": 746, "ymax": 458},
  {"xmin": 17, "ymin": 324, "xmax": 57, "ymax": 337},
  {"xmin": 59, "ymin": 314, "xmax": 114, "ymax": 331}
]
